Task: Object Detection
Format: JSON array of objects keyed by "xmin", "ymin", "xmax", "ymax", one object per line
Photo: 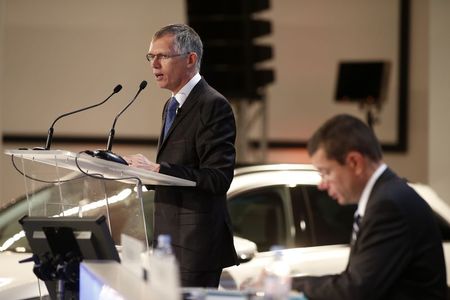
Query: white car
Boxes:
[{"xmin": 1, "ymin": 164, "xmax": 450, "ymax": 298}]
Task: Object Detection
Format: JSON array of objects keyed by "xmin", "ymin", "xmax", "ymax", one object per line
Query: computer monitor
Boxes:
[{"xmin": 19, "ymin": 215, "xmax": 120, "ymax": 299}]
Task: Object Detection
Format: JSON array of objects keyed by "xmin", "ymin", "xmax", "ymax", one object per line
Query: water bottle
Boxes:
[
  {"xmin": 263, "ymin": 246, "xmax": 292, "ymax": 300},
  {"xmin": 154, "ymin": 234, "xmax": 174, "ymax": 257},
  {"xmin": 148, "ymin": 234, "xmax": 181, "ymax": 299}
]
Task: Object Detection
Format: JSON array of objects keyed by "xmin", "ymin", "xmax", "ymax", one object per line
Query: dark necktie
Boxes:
[
  {"xmin": 163, "ymin": 97, "xmax": 179, "ymax": 139},
  {"xmin": 351, "ymin": 214, "xmax": 362, "ymax": 243}
]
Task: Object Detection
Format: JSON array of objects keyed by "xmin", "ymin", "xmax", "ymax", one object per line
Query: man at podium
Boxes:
[{"xmin": 124, "ymin": 24, "xmax": 239, "ymax": 288}]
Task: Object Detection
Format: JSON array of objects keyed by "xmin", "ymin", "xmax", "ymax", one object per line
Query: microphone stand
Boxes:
[
  {"xmin": 90, "ymin": 80, "xmax": 147, "ymax": 165},
  {"xmin": 35, "ymin": 84, "xmax": 123, "ymax": 150}
]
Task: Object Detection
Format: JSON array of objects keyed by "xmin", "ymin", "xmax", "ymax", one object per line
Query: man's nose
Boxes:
[
  {"xmin": 151, "ymin": 59, "xmax": 161, "ymax": 68},
  {"xmin": 318, "ymin": 180, "xmax": 329, "ymax": 191}
]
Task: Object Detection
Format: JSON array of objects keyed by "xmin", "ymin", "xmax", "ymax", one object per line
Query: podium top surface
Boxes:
[{"xmin": 5, "ymin": 149, "xmax": 196, "ymax": 187}]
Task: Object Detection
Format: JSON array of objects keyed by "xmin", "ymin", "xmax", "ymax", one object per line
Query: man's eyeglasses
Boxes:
[{"xmin": 146, "ymin": 53, "xmax": 189, "ymax": 62}]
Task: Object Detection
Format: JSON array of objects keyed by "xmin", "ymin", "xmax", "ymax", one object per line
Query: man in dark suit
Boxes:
[
  {"xmin": 124, "ymin": 24, "xmax": 238, "ymax": 287},
  {"xmin": 293, "ymin": 114, "xmax": 447, "ymax": 299}
]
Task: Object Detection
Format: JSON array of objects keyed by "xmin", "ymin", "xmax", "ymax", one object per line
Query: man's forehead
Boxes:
[
  {"xmin": 149, "ymin": 36, "xmax": 175, "ymax": 52},
  {"xmin": 311, "ymin": 147, "xmax": 327, "ymax": 162},
  {"xmin": 311, "ymin": 148, "xmax": 337, "ymax": 168}
]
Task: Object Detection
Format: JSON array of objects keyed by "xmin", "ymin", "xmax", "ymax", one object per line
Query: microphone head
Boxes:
[
  {"xmin": 114, "ymin": 84, "xmax": 123, "ymax": 93},
  {"xmin": 139, "ymin": 80, "xmax": 148, "ymax": 90}
]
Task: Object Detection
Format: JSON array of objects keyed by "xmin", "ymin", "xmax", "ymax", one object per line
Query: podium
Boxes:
[
  {"xmin": 4, "ymin": 149, "xmax": 196, "ymax": 300},
  {"xmin": 5, "ymin": 149, "xmax": 195, "ymax": 244}
]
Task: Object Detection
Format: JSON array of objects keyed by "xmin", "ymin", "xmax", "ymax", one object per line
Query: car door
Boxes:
[
  {"xmin": 291, "ymin": 185, "xmax": 356, "ymax": 247},
  {"xmin": 228, "ymin": 185, "xmax": 292, "ymax": 252}
]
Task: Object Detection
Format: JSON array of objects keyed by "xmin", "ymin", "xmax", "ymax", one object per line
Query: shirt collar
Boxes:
[
  {"xmin": 356, "ymin": 163, "xmax": 387, "ymax": 218},
  {"xmin": 171, "ymin": 73, "xmax": 201, "ymax": 107}
]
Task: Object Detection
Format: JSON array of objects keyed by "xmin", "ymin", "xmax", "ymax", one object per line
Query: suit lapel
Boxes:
[
  {"xmin": 156, "ymin": 78, "xmax": 206, "ymax": 156},
  {"xmin": 348, "ymin": 168, "xmax": 396, "ymax": 257},
  {"xmin": 157, "ymin": 99, "xmax": 170, "ymax": 151}
]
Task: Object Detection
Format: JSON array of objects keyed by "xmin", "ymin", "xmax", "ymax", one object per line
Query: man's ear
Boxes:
[
  {"xmin": 346, "ymin": 151, "xmax": 364, "ymax": 174},
  {"xmin": 187, "ymin": 52, "xmax": 197, "ymax": 68}
]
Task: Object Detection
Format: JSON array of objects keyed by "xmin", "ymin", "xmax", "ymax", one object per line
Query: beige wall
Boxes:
[
  {"xmin": 1, "ymin": 0, "xmax": 449, "ymax": 205},
  {"xmin": 0, "ymin": 0, "xmax": 5, "ymax": 200},
  {"xmin": 0, "ymin": 0, "xmax": 408, "ymax": 140},
  {"xmin": 2, "ymin": 0, "xmax": 185, "ymax": 138},
  {"xmin": 429, "ymin": 0, "xmax": 450, "ymax": 206},
  {"xmin": 383, "ymin": 0, "xmax": 429, "ymax": 183}
]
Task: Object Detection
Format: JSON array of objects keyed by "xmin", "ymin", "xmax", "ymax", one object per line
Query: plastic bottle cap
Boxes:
[
  {"xmin": 158, "ymin": 234, "xmax": 171, "ymax": 244},
  {"xmin": 269, "ymin": 245, "xmax": 284, "ymax": 252}
]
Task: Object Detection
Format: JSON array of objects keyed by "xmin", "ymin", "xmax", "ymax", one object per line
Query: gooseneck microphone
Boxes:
[
  {"xmin": 107, "ymin": 80, "xmax": 147, "ymax": 152},
  {"xmin": 40, "ymin": 84, "xmax": 123, "ymax": 150},
  {"xmin": 90, "ymin": 80, "xmax": 148, "ymax": 165}
]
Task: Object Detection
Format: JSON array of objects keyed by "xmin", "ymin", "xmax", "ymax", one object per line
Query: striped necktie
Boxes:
[
  {"xmin": 163, "ymin": 97, "xmax": 179, "ymax": 139},
  {"xmin": 351, "ymin": 214, "xmax": 362, "ymax": 243}
]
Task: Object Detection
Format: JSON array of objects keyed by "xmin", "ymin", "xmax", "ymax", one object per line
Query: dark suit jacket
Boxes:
[
  {"xmin": 293, "ymin": 168, "xmax": 447, "ymax": 300},
  {"xmin": 154, "ymin": 78, "xmax": 238, "ymax": 272}
]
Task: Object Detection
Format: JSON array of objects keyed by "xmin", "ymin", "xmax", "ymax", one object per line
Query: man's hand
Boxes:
[{"xmin": 123, "ymin": 154, "xmax": 160, "ymax": 172}]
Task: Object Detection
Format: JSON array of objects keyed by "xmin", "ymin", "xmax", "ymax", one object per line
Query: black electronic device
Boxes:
[
  {"xmin": 335, "ymin": 61, "xmax": 389, "ymax": 104},
  {"xmin": 335, "ymin": 61, "xmax": 390, "ymax": 127},
  {"xmin": 19, "ymin": 215, "xmax": 119, "ymax": 300}
]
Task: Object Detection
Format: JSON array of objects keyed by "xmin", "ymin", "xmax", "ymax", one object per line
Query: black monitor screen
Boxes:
[{"xmin": 19, "ymin": 215, "xmax": 120, "ymax": 299}]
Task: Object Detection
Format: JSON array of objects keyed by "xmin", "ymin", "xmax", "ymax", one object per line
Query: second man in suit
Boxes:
[{"xmin": 293, "ymin": 114, "xmax": 447, "ymax": 299}]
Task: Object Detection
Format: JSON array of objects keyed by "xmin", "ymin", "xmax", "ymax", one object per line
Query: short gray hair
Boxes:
[{"xmin": 153, "ymin": 24, "xmax": 203, "ymax": 71}]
